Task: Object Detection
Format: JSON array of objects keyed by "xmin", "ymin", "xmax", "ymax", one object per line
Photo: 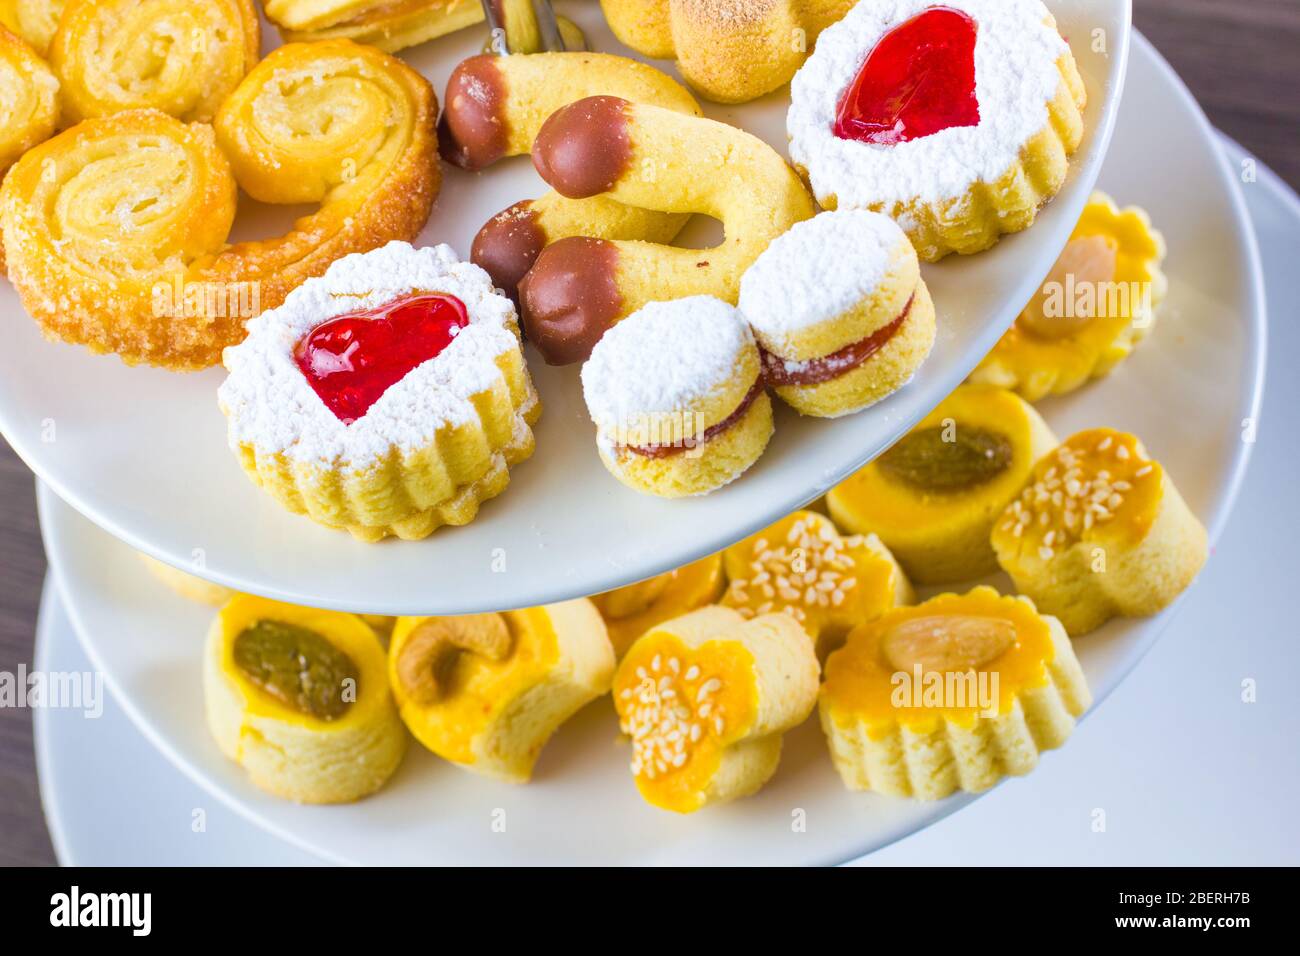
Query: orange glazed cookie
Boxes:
[
  {"xmin": 614, "ymin": 605, "xmax": 819, "ymax": 812},
  {"xmin": 591, "ymin": 554, "xmax": 726, "ymax": 658},
  {"xmin": 722, "ymin": 510, "xmax": 912, "ymax": 660},
  {"xmin": 820, "ymin": 587, "xmax": 1090, "ymax": 800},
  {"xmin": 991, "ymin": 429, "xmax": 1208, "ymax": 636}
]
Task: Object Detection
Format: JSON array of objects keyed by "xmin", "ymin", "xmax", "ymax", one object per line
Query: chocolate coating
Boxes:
[
  {"xmin": 532, "ymin": 95, "xmax": 632, "ymax": 199},
  {"xmin": 471, "ymin": 200, "xmax": 546, "ymax": 303},
  {"xmin": 519, "ymin": 237, "xmax": 622, "ymax": 366},
  {"xmin": 438, "ymin": 55, "xmax": 507, "ymax": 170}
]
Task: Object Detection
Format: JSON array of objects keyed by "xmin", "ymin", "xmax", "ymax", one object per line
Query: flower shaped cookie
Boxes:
[{"xmin": 722, "ymin": 511, "xmax": 912, "ymax": 658}]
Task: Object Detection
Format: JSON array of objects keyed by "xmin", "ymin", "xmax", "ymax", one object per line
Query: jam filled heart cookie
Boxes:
[
  {"xmin": 970, "ymin": 193, "xmax": 1169, "ymax": 401},
  {"xmin": 613, "ymin": 605, "xmax": 819, "ymax": 813},
  {"xmin": 218, "ymin": 242, "xmax": 540, "ymax": 542},
  {"xmin": 388, "ymin": 600, "xmax": 615, "ymax": 783},
  {"xmin": 600, "ymin": 0, "xmax": 854, "ymax": 104},
  {"xmin": 581, "ymin": 296, "xmax": 774, "ymax": 498},
  {"xmin": 521, "ymin": 95, "xmax": 815, "ymax": 364},
  {"xmin": 739, "ymin": 210, "xmax": 936, "ymax": 417},
  {"xmin": 991, "ymin": 428, "xmax": 1208, "ymax": 636},
  {"xmin": 722, "ymin": 510, "xmax": 912, "ymax": 660},
  {"xmin": 820, "ymin": 587, "xmax": 1090, "ymax": 800},
  {"xmin": 788, "ymin": 0, "xmax": 1086, "ymax": 261},
  {"xmin": 592, "ymin": 554, "xmax": 726, "ymax": 658},
  {"xmin": 204, "ymin": 595, "xmax": 407, "ymax": 804},
  {"xmin": 828, "ymin": 385, "xmax": 1059, "ymax": 585}
]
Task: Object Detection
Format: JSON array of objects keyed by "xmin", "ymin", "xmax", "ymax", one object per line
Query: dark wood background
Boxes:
[{"xmin": 2, "ymin": 0, "xmax": 1297, "ymax": 866}]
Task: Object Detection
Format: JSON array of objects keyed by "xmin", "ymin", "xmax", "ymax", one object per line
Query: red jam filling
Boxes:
[
  {"xmin": 833, "ymin": 6, "xmax": 980, "ymax": 146},
  {"xmin": 295, "ymin": 293, "xmax": 469, "ymax": 425},
  {"xmin": 624, "ymin": 378, "xmax": 766, "ymax": 459},
  {"xmin": 761, "ymin": 295, "xmax": 913, "ymax": 388}
]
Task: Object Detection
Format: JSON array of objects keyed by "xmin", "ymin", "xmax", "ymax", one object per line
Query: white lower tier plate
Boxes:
[
  {"xmin": 0, "ymin": 0, "xmax": 1129, "ymax": 615},
  {"xmin": 35, "ymin": 33, "xmax": 1265, "ymax": 867},
  {"xmin": 37, "ymin": 132, "xmax": 1290, "ymax": 868}
]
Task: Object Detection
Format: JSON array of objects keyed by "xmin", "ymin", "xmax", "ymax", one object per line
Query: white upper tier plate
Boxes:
[
  {"xmin": 0, "ymin": 1, "xmax": 1131, "ymax": 614},
  {"xmin": 36, "ymin": 32, "xmax": 1267, "ymax": 866}
]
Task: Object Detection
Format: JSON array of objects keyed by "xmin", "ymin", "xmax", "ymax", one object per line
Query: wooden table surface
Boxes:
[{"xmin": 2, "ymin": 0, "xmax": 1297, "ymax": 867}]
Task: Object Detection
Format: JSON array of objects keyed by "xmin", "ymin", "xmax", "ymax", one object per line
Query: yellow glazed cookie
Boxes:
[
  {"xmin": 827, "ymin": 385, "xmax": 1058, "ymax": 584},
  {"xmin": 970, "ymin": 193, "xmax": 1169, "ymax": 401},
  {"xmin": 219, "ymin": 243, "xmax": 540, "ymax": 542},
  {"xmin": 51, "ymin": 0, "xmax": 260, "ymax": 124},
  {"xmin": 521, "ymin": 95, "xmax": 816, "ymax": 365},
  {"xmin": 820, "ymin": 586, "xmax": 1091, "ymax": 800},
  {"xmin": 739, "ymin": 210, "xmax": 936, "ymax": 417},
  {"xmin": 389, "ymin": 600, "xmax": 615, "ymax": 783},
  {"xmin": 0, "ymin": 0, "xmax": 63, "ymax": 55},
  {"xmin": 614, "ymin": 605, "xmax": 819, "ymax": 812},
  {"xmin": 581, "ymin": 296, "xmax": 774, "ymax": 498},
  {"xmin": 787, "ymin": 0, "xmax": 1086, "ymax": 261},
  {"xmin": 600, "ymin": 0, "xmax": 854, "ymax": 103},
  {"xmin": 591, "ymin": 554, "xmax": 726, "ymax": 658},
  {"xmin": 992, "ymin": 429, "xmax": 1208, "ymax": 636},
  {"xmin": 722, "ymin": 510, "xmax": 912, "ymax": 659},
  {"xmin": 204, "ymin": 595, "xmax": 407, "ymax": 803},
  {"xmin": 138, "ymin": 552, "xmax": 237, "ymax": 607}
]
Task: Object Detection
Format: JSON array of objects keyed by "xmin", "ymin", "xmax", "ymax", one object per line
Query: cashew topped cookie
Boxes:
[{"xmin": 388, "ymin": 600, "xmax": 615, "ymax": 783}]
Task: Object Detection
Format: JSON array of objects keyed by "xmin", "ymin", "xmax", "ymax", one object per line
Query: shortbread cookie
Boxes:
[
  {"xmin": 591, "ymin": 554, "xmax": 726, "ymax": 658},
  {"xmin": 722, "ymin": 510, "xmax": 912, "ymax": 659},
  {"xmin": 828, "ymin": 385, "xmax": 1058, "ymax": 584},
  {"xmin": 138, "ymin": 553, "xmax": 237, "ymax": 607},
  {"xmin": 613, "ymin": 605, "xmax": 819, "ymax": 812},
  {"xmin": 600, "ymin": 0, "xmax": 854, "ymax": 103},
  {"xmin": 821, "ymin": 586, "xmax": 1090, "ymax": 800},
  {"xmin": 388, "ymin": 600, "xmax": 615, "ymax": 783},
  {"xmin": 739, "ymin": 210, "xmax": 936, "ymax": 417},
  {"xmin": 788, "ymin": 0, "xmax": 1086, "ymax": 260},
  {"xmin": 219, "ymin": 242, "xmax": 540, "ymax": 542},
  {"xmin": 204, "ymin": 595, "xmax": 406, "ymax": 803},
  {"xmin": 581, "ymin": 296, "xmax": 774, "ymax": 497},
  {"xmin": 970, "ymin": 193, "xmax": 1169, "ymax": 401},
  {"xmin": 991, "ymin": 429, "xmax": 1208, "ymax": 635}
]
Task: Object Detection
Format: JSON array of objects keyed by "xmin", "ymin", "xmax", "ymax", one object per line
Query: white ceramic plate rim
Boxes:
[{"xmin": 1, "ymin": 0, "xmax": 1131, "ymax": 616}]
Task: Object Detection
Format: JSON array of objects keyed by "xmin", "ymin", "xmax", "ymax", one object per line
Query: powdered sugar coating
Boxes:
[
  {"xmin": 219, "ymin": 241, "xmax": 524, "ymax": 466},
  {"xmin": 582, "ymin": 296, "xmax": 755, "ymax": 427},
  {"xmin": 739, "ymin": 211, "xmax": 908, "ymax": 342},
  {"xmin": 788, "ymin": 0, "xmax": 1069, "ymax": 207}
]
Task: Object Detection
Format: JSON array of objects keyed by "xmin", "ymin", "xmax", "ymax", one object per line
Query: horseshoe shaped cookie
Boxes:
[{"xmin": 520, "ymin": 95, "xmax": 816, "ymax": 365}]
